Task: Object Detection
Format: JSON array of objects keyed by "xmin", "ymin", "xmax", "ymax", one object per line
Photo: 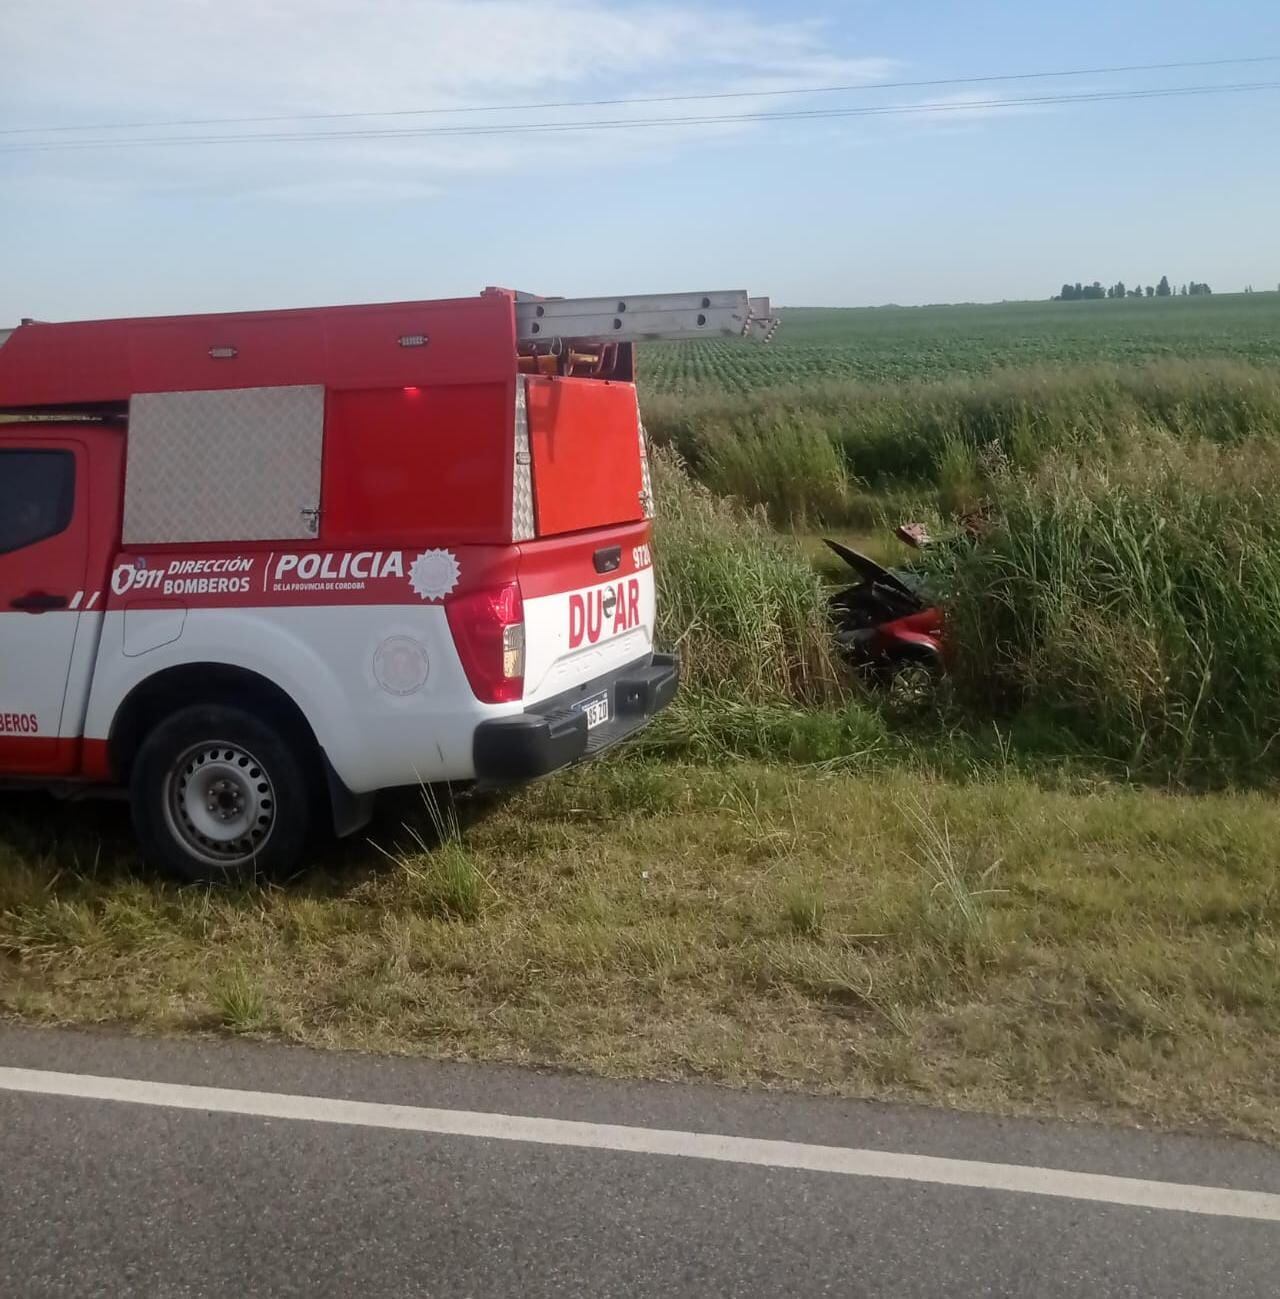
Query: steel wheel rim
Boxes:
[
  {"xmin": 162, "ymin": 741, "xmax": 276, "ymax": 869},
  {"xmin": 889, "ymin": 663, "xmax": 936, "ymax": 706}
]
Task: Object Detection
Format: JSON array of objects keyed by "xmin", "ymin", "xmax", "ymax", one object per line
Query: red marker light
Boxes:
[{"xmin": 404, "ymin": 386, "xmax": 421, "ymax": 396}]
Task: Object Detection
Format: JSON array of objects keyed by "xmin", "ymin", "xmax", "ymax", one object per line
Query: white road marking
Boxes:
[{"xmin": 1, "ymin": 1065, "xmax": 1277, "ymax": 1222}]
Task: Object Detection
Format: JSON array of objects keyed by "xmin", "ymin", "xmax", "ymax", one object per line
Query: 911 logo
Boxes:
[
  {"xmin": 569, "ymin": 579, "xmax": 641, "ymax": 648},
  {"xmin": 112, "ymin": 562, "xmax": 161, "ymax": 595}
]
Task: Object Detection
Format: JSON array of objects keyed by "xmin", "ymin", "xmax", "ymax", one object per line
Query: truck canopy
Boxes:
[{"xmin": 0, "ymin": 289, "xmax": 777, "ymax": 546}]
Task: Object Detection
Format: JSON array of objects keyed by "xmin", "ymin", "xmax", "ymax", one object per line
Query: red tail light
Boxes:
[{"xmin": 446, "ymin": 581, "xmax": 525, "ymax": 703}]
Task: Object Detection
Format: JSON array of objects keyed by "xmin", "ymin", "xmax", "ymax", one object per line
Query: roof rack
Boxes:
[{"xmin": 514, "ymin": 290, "xmax": 780, "ymax": 345}]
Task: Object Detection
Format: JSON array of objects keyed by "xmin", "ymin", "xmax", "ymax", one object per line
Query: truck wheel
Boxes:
[{"xmin": 130, "ymin": 704, "xmax": 313, "ymax": 885}]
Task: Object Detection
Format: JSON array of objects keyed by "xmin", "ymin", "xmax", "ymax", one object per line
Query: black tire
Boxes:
[
  {"xmin": 129, "ymin": 704, "xmax": 313, "ymax": 885},
  {"xmin": 869, "ymin": 653, "xmax": 941, "ymax": 702}
]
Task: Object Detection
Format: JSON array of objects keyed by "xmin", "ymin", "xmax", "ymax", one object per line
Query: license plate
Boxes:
[{"xmin": 578, "ymin": 691, "xmax": 610, "ymax": 730}]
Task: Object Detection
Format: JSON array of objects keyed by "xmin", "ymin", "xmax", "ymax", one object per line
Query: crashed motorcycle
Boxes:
[{"xmin": 825, "ymin": 525, "xmax": 944, "ymax": 688}]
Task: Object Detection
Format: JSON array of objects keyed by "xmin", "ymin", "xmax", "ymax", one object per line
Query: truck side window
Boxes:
[{"xmin": 0, "ymin": 449, "xmax": 76, "ymax": 554}]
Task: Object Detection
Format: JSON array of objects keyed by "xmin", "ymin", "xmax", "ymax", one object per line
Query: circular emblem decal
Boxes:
[
  {"xmin": 408, "ymin": 549, "xmax": 461, "ymax": 601},
  {"xmin": 373, "ymin": 636, "xmax": 431, "ymax": 695}
]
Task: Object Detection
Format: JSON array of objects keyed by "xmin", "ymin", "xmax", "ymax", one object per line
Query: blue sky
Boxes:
[{"xmin": 2, "ymin": 1, "xmax": 1277, "ymax": 319}]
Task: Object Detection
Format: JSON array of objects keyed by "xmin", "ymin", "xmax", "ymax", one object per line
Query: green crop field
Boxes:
[{"xmin": 641, "ymin": 292, "xmax": 1280, "ymax": 393}]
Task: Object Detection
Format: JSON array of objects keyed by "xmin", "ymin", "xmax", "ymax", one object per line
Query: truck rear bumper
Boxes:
[{"xmin": 473, "ymin": 652, "xmax": 679, "ymax": 784}]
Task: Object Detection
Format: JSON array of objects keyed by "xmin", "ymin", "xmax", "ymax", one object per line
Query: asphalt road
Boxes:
[{"xmin": 1, "ymin": 1025, "xmax": 1277, "ymax": 1297}]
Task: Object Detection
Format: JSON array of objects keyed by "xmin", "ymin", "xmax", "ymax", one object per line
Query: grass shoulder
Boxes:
[{"xmin": 3, "ymin": 751, "xmax": 1276, "ymax": 1141}]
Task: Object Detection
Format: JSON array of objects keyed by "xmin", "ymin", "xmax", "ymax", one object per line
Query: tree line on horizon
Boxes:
[{"xmin": 1054, "ymin": 275, "xmax": 1212, "ymax": 301}]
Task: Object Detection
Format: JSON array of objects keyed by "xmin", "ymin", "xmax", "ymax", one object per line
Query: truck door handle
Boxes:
[{"xmin": 10, "ymin": 591, "xmax": 69, "ymax": 612}]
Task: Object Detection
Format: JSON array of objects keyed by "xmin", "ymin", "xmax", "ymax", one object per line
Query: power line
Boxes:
[
  {"xmin": 3, "ymin": 54, "xmax": 1279, "ymax": 137},
  {"xmin": 3, "ymin": 80, "xmax": 1277, "ymax": 155}
]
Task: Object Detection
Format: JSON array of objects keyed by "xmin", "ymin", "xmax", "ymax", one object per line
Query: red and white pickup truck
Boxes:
[{"xmin": 0, "ymin": 289, "xmax": 775, "ymax": 882}]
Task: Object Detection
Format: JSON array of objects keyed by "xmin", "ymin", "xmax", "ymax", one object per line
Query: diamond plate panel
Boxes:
[
  {"xmin": 511, "ymin": 380, "xmax": 536, "ymax": 542},
  {"xmin": 124, "ymin": 385, "xmax": 324, "ymax": 544}
]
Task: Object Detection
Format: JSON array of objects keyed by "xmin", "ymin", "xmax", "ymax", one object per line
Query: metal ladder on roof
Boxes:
[{"xmin": 511, "ymin": 290, "xmax": 780, "ymax": 345}]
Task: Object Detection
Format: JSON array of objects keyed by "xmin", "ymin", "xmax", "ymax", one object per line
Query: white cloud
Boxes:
[{"xmin": 0, "ymin": 1, "xmax": 898, "ymax": 201}]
